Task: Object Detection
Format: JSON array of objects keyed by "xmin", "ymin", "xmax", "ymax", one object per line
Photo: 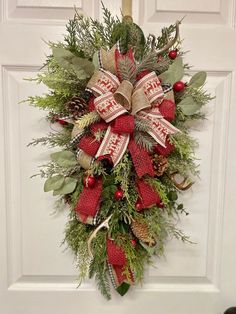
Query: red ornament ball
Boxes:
[
  {"xmin": 131, "ymin": 239, "xmax": 137, "ymax": 247},
  {"xmin": 83, "ymin": 175, "xmax": 96, "ymax": 188},
  {"xmin": 135, "ymin": 199, "xmax": 143, "ymax": 211},
  {"xmin": 173, "ymin": 81, "xmax": 185, "ymax": 92},
  {"xmin": 168, "ymin": 49, "xmax": 178, "ymax": 60},
  {"xmin": 114, "ymin": 189, "xmax": 124, "ymax": 200}
]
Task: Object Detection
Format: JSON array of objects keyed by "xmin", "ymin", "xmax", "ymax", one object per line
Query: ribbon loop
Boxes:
[
  {"xmin": 134, "ymin": 71, "xmax": 164, "ymax": 104},
  {"xmin": 131, "ymin": 88, "xmax": 151, "ymax": 115},
  {"xmin": 98, "ymin": 45, "xmax": 117, "ymax": 74},
  {"xmin": 114, "ymin": 80, "xmax": 133, "ymax": 110},
  {"xmin": 94, "ymin": 92, "xmax": 127, "ymax": 123},
  {"xmin": 87, "ymin": 69, "xmax": 120, "ymax": 96}
]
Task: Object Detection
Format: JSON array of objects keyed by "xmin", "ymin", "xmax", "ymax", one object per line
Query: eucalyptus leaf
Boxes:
[
  {"xmin": 52, "ymin": 47, "xmax": 94, "ymax": 79},
  {"xmin": 178, "ymin": 96, "xmax": 201, "ymax": 115},
  {"xmin": 53, "ymin": 177, "xmax": 77, "ymax": 195},
  {"xmin": 51, "ymin": 150, "xmax": 77, "ymax": 168},
  {"xmin": 189, "ymin": 71, "xmax": 207, "ymax": 88},
  {"xmin": 159, "ymin": 57, "xmax": 184, "ymax": 85},
  {"xmin": 44, "ymin": 175, "xmax": 65, "ymax": 192}
]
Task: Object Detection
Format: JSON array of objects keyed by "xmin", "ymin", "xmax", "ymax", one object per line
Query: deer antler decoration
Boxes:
[
  {"xmin": 156, "ymin": 21, "xmax": 180, "ymax": 55},
  {"xmin": 87, "ymin": 214, "xmax": 112, "ymax": 258}
]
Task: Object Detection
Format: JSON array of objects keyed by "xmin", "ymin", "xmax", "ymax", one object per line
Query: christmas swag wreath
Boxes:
[{"xmin": 27, "ymin": 5, "xmax": 213, "ymax": 299}]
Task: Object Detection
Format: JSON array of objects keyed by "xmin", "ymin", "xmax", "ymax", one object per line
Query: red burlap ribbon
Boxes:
[
  {"xmin": 107, "ymin": 239, "xmax": 134, "ymax": 287},
  {"xmin": 78, "ymin": 135, "xmax": 101, "ymax": 157},
  {"xmin": 159, "ymin": 99, "xmax": 176, "ymax": 122},
  {"xmin": 154, "ymin": 137, "xmax": 174, "ymax": 156},
  {"xmin": 76, "ymin": 177, "xmax": 103, "ymax": 223},
  {"xmin": 90, "ymin": 121, "xmax": 108, "ymax": 134},
  {"xmin": 128, "ymin": 138, "xmax": 154, "ymax": 178},
  {"xmin": 137, "ymin": 179, "xmax": 161, "ymax": 209},
  {"xmin": 107, "ymin": 239, "xmax": 126, "ymax": 265},
  {"xmin": 111, "ymin": 115, "xmax": 135, "ymax": 134}
]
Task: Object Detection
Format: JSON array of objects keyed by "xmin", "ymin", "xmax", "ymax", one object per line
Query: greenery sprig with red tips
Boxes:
[{"xmin": 27, "ymin": 5, "xmax": 213, "ymax": 299}]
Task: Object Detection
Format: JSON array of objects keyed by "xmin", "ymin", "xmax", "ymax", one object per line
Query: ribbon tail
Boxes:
[
  {"xmin": 107, "ymin": 239, "xmax": 134, "ymax": 293},
  {"xmin": 75, "ymin": 177, "xmax": 103, "ymax": 224},
  {"xmin": 95, "ymin": 126, "xmax": 130, "ymax": 167},
  {"xmin": 138, "ymin": 112, "xmax": 180, "ymax": 148},
  {"xmin": 137, "ymin": 179, "xmax": 161, "ymax": 209},
  {"xmin": 128, "ymin": 138, "xmax": 154, "ymax": 178}
]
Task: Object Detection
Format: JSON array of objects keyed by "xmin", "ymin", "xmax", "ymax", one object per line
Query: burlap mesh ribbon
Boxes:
[
  {"xmin": 76, "ymin": 177, "xmax": 103, "ymax": 223},
  {"xmin": 107, "ymin": 239, "xmax": 134, "ymax": 288}
]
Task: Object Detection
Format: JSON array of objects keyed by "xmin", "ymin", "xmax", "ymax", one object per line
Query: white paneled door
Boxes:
[{"xmin": 1, "ymin": 1, "xmax": 236, "ymax": 313}]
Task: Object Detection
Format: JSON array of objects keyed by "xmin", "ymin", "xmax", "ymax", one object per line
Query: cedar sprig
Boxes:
[
  {"xmin": 28, "ymin": 131, "xmax": 71, "ymax": 148},
  {"xmin": 75, "ymin": 111, "xmax": 100, "ymax": 129}
]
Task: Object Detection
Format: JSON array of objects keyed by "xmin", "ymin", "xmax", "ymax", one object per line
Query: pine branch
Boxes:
[
  {"xmin": 134, "ymin": 117, "xmax": 150, "ymax": 133},
  {"xmin": 117, "ymin": 56, "xmax": 136, "ymax": 83},
  {"xmin": 135, "ymin": 51, "xmax": 171, "ymax": 76},
  {"xmin": 75, "ymin": 111, "xmax": 100, "ymax": 129},
  {"xmin": 133, "ymin": 131, "xmax": 155, "ymax": 152}
]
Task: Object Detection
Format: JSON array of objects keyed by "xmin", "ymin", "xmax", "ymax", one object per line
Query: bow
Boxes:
[
  {"xmin": 77, "ymin": 49, "xmax": 179, "ymax": 167},
  {"xmin": 75, "ymin": 46, "xmax": 179, "ymax": 224}
]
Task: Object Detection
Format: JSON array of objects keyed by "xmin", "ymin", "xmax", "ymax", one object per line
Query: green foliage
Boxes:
[
  {"xmin": 44, "ymin": 175, "xmax": 65, "ymax": 192},
  {"xmin": 133, "ymin": 131, "xmax": 155, "ymax": 152},
  {"xmin": 51, "ymin": 150, "xmax": 77, "ymax": 168},
  {"xmin": 136, "ymin": 51, "xmax": 171, "ymax": 75},
  {"xmin": 189, "ymin": 71, "xmax": 207, "ymax": 88},
  {"xmin": 76, "ymin": 111, "xmax": 100, "ymax": 129},
  {"xmin": 52, "ymin": 47, "xmax": 95, "ymax": 79},
  {"xmin": 28, "ymin": 130, "xmax": 71, "ymax": 148},
  {"xmin": 178, "ymin": 96, "xmax": 201, "ymax": 115},
  {"xmin": 159, "ymin": 57, "xmax": 184, "ymax": 84},
  {"xmin": 53, "ymin": 177, "xmax": 77, "ymax": 195},
  {"xmin": 73, "ymin": 4, "xmax": 121, "ymax": 58}
]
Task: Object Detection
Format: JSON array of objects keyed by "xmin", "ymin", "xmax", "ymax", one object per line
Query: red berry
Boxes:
[
  {"xmin": 114, "ymin": 189, "xmax": 124, "ymax": 200},
  {"xmin": 173, "ymin": 81, "xmax": 185, "ymax": 92},
  {"xmin": 55, "ymin": 118, "xmax": 68, "ymax": 125},
  {"xmin": 168, "ymin": 49, "xmax": 178, "ymax": 60},
  {"xmin": 83, "ymin": 175, "xmax": 96, "ymax": 188},
  {"xmin": 131, "ymin": 239, "xmax": 137, "ymax": 247},
  {"xmin": 159, "ymin": 202, "xmax": 164, "ymax": 209},
  {"xmin": 135, "ymin": 199, "xmax": 143, "ymax": 211}
]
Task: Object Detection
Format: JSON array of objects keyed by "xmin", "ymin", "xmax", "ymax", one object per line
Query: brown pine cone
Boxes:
[
  {"xmin": 65, "ymin": 96, "xmax": 88, "ymax": 119},
  {"xmin": 131, "ymin": 220, "xmax": 156, "ymax": 247},
  {"xmin": 153, "ymin": 154, "xmax": 168, "ymax": 177}
]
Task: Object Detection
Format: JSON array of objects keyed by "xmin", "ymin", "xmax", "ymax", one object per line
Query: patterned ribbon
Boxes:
[{"xmin": 85, "ymin": 64, "xmax": 179, "ymax": 166}]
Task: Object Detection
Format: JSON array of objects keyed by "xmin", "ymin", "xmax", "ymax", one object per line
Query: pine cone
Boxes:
[
  {"xmin": 131, "ymin": 220, "xmax": 156, "ymax": 247},
  {"xmin": 65, "ymin": 96, "xmax": 88, "ymax": 119},
  {"xmin": 153, "ymin": 154, "xmax": 168, "ymax": 177}
]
